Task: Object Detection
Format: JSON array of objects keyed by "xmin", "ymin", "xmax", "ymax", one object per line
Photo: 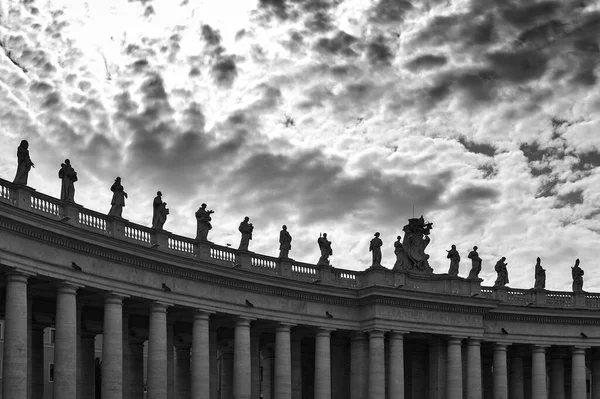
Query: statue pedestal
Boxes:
[
  {"xmin": 107, "ymin": 216, "xmax": 127, "ymax": 239},
  {"xmin": 317, "ymin": 264, "xmax": 333, "ymax": 283},
  {"xmin": 494, "ymin": 286, "xmax": 508, "ymax": 301},
  {"xmin": 196, "ymin": 240, "xmax": 211, "ymax": 260},
  {"xmin": 574, "ymin": 291, "xmax": 585, "ymax": 307},
  {"xmin": 152, "ymin": 229, "xmax": 169, "ymax": 249},
  {"xmin": 468, "ymin": 278, "xmax": 483, "ymax": 297},
  {"xmin": 11, "ymin": 184, "xmax": 34, "ymax": 209},
  {"xmin": 362, "ymin": 266, "xmax": 389, "ymax": 287},
  {"xmin": 532, "ymin": 288, "xmax": 547, "ymax": 306},
  {"xmin": 61, "ymin": 201, "xmax": 82, "ymax": 227},
  {"xmin": 235, "ymin": 251, "xmax": 252, "ymax": 270},
  {"xmin": 278, "ymin": 258, "xmax": 293, "ymax": 277}
]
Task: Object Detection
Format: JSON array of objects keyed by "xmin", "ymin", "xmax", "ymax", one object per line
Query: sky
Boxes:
[{"xmin": 0, "ymin": 0, "xmax": 599, "ymax": 291}]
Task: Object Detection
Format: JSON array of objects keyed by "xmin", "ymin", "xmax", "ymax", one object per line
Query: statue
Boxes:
[
  {"xmin": 446, "ymin": 245, "xmax": 460, "ymax": 276},
  {"xmin": 467, "ymin": 246, "xmax": 482, "ymax": 279},
  {"xmin": 238, "ymin": 216, "xmax": 253, "ymax": 251},
  {"xmin": 394, "ymin": 216, "xmax": 433, "ymax": 273},
  {"xmin": 534, "ymin": 257, "xmax": 546, "ymax": 289},
  {"xmin": 278, "ymin": 225, "xmax": 292, "ymax": 258},
  {"xmin": 572, "ymin": 258, "xmax": 584, "ymax": 292},
  {"xmin": 195, "ymin": 203, "xmax": 214, "ymax": 241},
  {"xmin": 317, "ymin": 233, "xmax": 332, "ymax": 266},
  {"xmin": 107, "ymin": 177, "xmax": 128, "ymax": 218},
  {"xmin": 13, "ymin": 140, "xmax": 35, "ymax": 185},
  {"xmin": 58, "ymin": 159, "xmax": 77, "ymax": 202},
  {"xmin": 494, "ymin": 257, "xmax": 509, "ymax": 287},
  {"xmin": 369, "ymin": 232, "xmax": 383, "ymax": 267},
  {"xmin": 393, "ymin": 235, "xmax": 406, "ymax": 269},
  {"xmin": 152, "ymin": 192, "xmax": 169, "ymax": 229}
]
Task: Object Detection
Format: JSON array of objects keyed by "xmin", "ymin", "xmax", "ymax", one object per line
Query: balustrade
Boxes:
[
  {"xmin": 0, "ymin": 180, "xmax": 12, "ymax": 203},
  {"xmin": 124, "ymin": 224, "xmax": 152, "ymax": 244},
  {"xmin": 506, "ymin": 289, "xmax": 533, "ymax": 305},
  {"xmin": 251, "ymin": 255, "xmax": 278, "ymax": 275},
  {"xmin": 332, "ymin": 269, "xmax": 358, "ymax": 287},
  {"xmin": 210, "ymin": 245, "xmax": 236, "ymax": 264},
  {"xmin": 546, "ymin": 292, "xmax": 574, "ymax": 307},
  {"xmin": 167, "ymin": 235, "xmax": 195, "ymax": 255},
  {"xmin": 30, "ymin": 192, "xmax": 61, "ymax": 218},
  {"xmin": 291, "ymin": 262, "xmax": 318, "ymax": 280},
  {"xmin": 78, "ymin": 209, "xmax": 108, "ymax": 233}
]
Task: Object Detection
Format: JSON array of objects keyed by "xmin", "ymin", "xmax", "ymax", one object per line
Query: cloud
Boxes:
[{"xmin": 405, "ymin": 54, "xmax": 447, "ymax": 71}]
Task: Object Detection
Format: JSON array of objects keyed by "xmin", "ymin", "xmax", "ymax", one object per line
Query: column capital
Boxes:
[
  {"xmin": 351, "ymin": 331, "xmax": 368, "ymax": 342},
  {"xmin": 572, "ymin": 346, "xmax": 589, "ymax": 354},
  {"xmin": 389, "ymin": 331, "xmax": 406, "ymax": 341},
  {"xmin": 193, "ymin": 309, "xmax": 214, "ymax": 320},
  {"xmin": 493, "ymin": 342, "xmax": 509, "ymax": 351},
  {"xmin": 6, "ymin": 269, "xmax": 34, "ymax": 282},
  {"xmin": 532, "ymin": 345, "xmax": 549, "ymax": 353},
  {"xmin": 56, "ymin": 281, "xmax": 84, "ymax": 294},
  {"xmin": 467, "ymin": 337, "xmax": 483, "ymax": 344},
  {"xmin": 447, "ymin": 336, "xmax": 464, "ymax": 345},
  {"xmin": 276, "ymin": 323, "xmax": 295, "ymax": 332},
  {"xmin": 105, "ymin": 292, "xmax": 128, "ymax": 304},
  {"xmin": 149, "ymin": 301, "xmax": 171, "ymax": 313},
  {"xmin": 368, "ymin": 329, "xmax": 386, "ymax": 338},
  {"xmin": 315, "ymin": 328, "xmax": 333, "ymax": 337},
  {"xmin": 235, "ymin": 316, "xmax": 254, "ymax": 327}
]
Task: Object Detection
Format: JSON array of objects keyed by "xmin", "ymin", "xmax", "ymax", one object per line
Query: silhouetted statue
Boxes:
[
  {"xmin": 534, "ymin": 257, "xmax": 546, "ymax": 289},
  {"xmin": 393, "ymin": 235, "xmax": 407, "ymax": 269},
  {"xmin": 279, "ymin": 225, "xmax": 292, "ymax": 258},
  {"xmin": 58, "ymin": 159, "xmax": 77, "ymax": 202},
  {"xmin": 369, "ymin": 232, "xmax": 383, "ymax": 267},
  {"xmin": 13, "ymin": 140, "xmax": 34, "ymax": 185},
  {"xmin": 397, "ymin": 216, "xmax": 433, "ymax": 273},
  {"xmin": 317, "ymin": 233, "xmax": 332, "ymax": 266},
  {"xmin": 238, "ymin": 216, "xmax": 253, "ymax": 251},
  {"xmin": 108, "ymin": 177, "xmax": 128, "ymax": 218},
  {"xmin": 152, "ymin": 192, "xmax": 168, "ymax": 229},
  {"xmin": 467, "ymin": 246, "xmax": 482, "ymax": 279},
  {"xmin": 494, "ymin": 257, "xmax": 509, "ymax": 287},
  {"xmin": 447, "ymin": 245, "xmax": 460, "ymax": 276},
  {"xmin": 572, "ymin": 258, "xmax": 584, "ymax": 292},
  {"xmin": 195, "ymin": 203, "xmax": 214, "ymax": 241}
]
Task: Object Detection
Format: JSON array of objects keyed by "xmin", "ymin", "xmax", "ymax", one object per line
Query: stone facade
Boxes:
[{"xmin": 1, "ymin": 178, "xmax": 600, "ymax": 399}]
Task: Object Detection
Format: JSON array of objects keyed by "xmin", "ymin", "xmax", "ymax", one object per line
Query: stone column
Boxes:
[
  {"xmin": 572, "ymin": 347, "xmax": 587, "ymax": 399},
  {"xmin": 275, "ymin": 324, "xmax": 293, "ymax": 399},
  {"xmin": 314, "ymin": 329, "xmax": 332, "ymax": 399},
  {"xmin": 30, "ymin": 324, "xmax": 45, "ymax": 399},
  {"xmin": 130, "ymin": 338, "xmax": 145, "ymax": 399},
  {"xmin": 210, "ymin": 327, "xmax": 218, "ymax": 399},
  {"xmin": 220, "ymin": 343, "xmax": 234, "ymax": 399},
  {"xmin": 592, "ymin": 349, "xmax": 600, "ymax": 399},
  {"xmin": 549, "ymin": 354, "xmax": 564, "ymax": 399},
  {"xmin": 368, "ymin": 330, "xmax": 385, "ymax": 399},
  {"xmin": 351, "ymin": 332, "xmax": 368, "ymax": 399},
  {"xmin": 429, "ymin": 338, "xmax": 447, "ymax": 399},
  {"xmin": 176, "ymin": 344, "xmax": 191, "ymax": 399},
  {"xmin": 261, "ymin": 346, "xmax": 274, "ymax": 399},
  {"xmin": 191, "ymin": 310, "xmax": 211, "ymax": 399},
  {"xmin": 168, "ymin": 319, "xmax": 175, "ymax": 399},
  {"xmin": 251, "ymin": 331, "xmax": 261, "ymax": 399},
  {"xmin": 233, "ymin": 317, "xmax": 252, "ymax": 399},
  {"xmin": 122, "ymin": 312, "xmax": 132, "ymax": 399},
  {"xmin": 531, "ymin": 345, "xmax": 548, "ymax": 399},
  {"xmin": 2, "ymin": 272, "xmax": 29, "ymax": 399},
  {"xmin": 102, "ymin": 293, "xmax": 124, "ymax": 399},
  {"xmin": 388, "ymin": 332, "xmax": 405, "ymax": 399},
  {"xmin": 467, "ymin": 339, "xmax": 482, "ymax": 399},
  {"xmin": 54, "ymin": 282, "xmax": 79, "ymax": 399},
  {"xmin": 509, "ymin": 355, "xmax": 524, "ymax": 399},
  {"xmin": 291, "ymin": 336, "xmax": 303, "ymax": 399},
  {"xmin": 447, "ymin": 337, "xmax": 463, "ymax": 399},
  {"xmin": 493, "ymin": 343, "xmax": 508, "ymax": 399},
  {"xmin": 81, "ymin": 332, "xmax": 97, "ymax": 399},
  {"xmin": 148, "ymin": 302, "xmax": 169, "ymax": 399}
]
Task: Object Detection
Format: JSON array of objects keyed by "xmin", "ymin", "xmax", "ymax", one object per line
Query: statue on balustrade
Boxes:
[
  {"xmin": 13, "ymin": 140, "xmax": 35, "ymax": 185},
  {"xmin": 279, "ymin": 225, "xmax": 292, "ymax": 258},
  {"xmin": 152, "ymin": 191, "xmax": 169, "ymax": 229},
  {"xmin": 534, "ymin": 257, "xmax": 546, "ymax": 290},
  {"xmin": 394, "ymin": 216, "xmax": 433, "ymax": 273},
  {"xmin": 493, "ymin": 257, "xmax": 509, "ymax": 287},
  {"xmin": 467, "ymin": 246, "xmax": 482, "ymax": 279},
  {"xmin": 58, "ymin": 159, "xmax": 77, "ymax": 202},
  {"xmin": 107, "ymin": 177, "xmax": 128, "ymax": 218},
  {"xmin": 446, "ymin": 245, "xmax": 460, "ymax": 276},
  {"xmin": 317, "ymin": 233, "xmax": 332, "ymax": 266},
  {"xmin": 238, "ymin": 216, "xmax": 253, "ymax": 251},
  {"xmin": 393, "ymin": 235, "xmax": 407, "ymax": 269},
  {"xmin": 369, "ymin": 232, "xmax": 383, "ymax": 267},
  {"xmin": 195, "ymin": 203, "xmax": 214, "ymax": 241},
  {"xmin": 572, "ymin": 258, "xmax": 584, "ymax": 292}
]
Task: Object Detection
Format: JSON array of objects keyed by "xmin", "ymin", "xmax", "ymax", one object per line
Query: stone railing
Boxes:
[{"xmin": 1, "ymin": 178, "xmax": 598, "ymax": 308}]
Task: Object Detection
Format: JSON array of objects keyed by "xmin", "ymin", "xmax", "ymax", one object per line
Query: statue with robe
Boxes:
[
  {"xmin": 279, "ymin": 225, "xmax": 292, "ymax": 258},
  {"xmin": 396, "ymin": 216, "xmax": 433, "ymax": 273},
  {"xmin": 317, "ymin": 233, "xmax": 332, "ymax": 266},
  {"xmin": 494, "ymin": 257, "xmax": 509, "ymax": 287},
  {"xmin": 393, "ymin": 235, "xmax": 407, "ymax": 269},
  {"xmin": 467, "ymin": 246, "xmax": 482, "ymax": 279},
  {"xmin": 238, "ymin": 217, "xmax": 253, "ymax": 251},
  {"xmin": 446, "ymin": 245, "xmax": 460, "ymax": 276},
  {"xmin": 13, "ymin": 140, "xmax": 35, "ymax": 185},
  {"xmin": 152, "ymin": 191, "xmax": 169, "ymax": 229},
  {"xmin": 195, "ymin": 203, "xmax": 214, "ymax": 241},
  {"xmin": 369, "ymin": 232, "xmax": 383, "ymax": 267},
  {"xmin": 108, "ymin": 177, "xmax": 128, "ymax": 218},
  {"xmin": 572, "ymin": 258, "xmax": 584, "ymax": 292},
  {"xmin": 534, "ymin": 257, "xmax": 546, "ymax": 289},
  {"xmin": 58, "ymin": 159, "xmax": 77, "ymax": 202}
]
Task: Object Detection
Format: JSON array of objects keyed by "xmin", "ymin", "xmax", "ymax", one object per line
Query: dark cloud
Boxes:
[
  {"xmin": 370, "ymin": 0, "xmax": 413, "ymax": 23},
  {"xmin": 258, "ymin": 0, "xmax": 295, "ymax": 20},
  {"xmin": 419, "ymin": 68, "xmax": 500, "ymax": 107},
  {"xmin": 405, "ymin": 54, "xmax": 447, "ymax": 71},
  {"xmin": 304, "ymin": 11, "xmax": 334, "ymax": 32},
  {"xmin": 314, "ymin": 31, "xmax": 358, "ymax": 57},
  {"xmin": 211, "ymin": 56, "xmax": 238, "ymax": 88},
  {"xmin": 501, "ymin": 1, "xmax": 561, "ymax": 28},
  {"xmin": 201, "ymin": 24, "xmax": 222, "ymax": 47},
  {"xmin": 574, "ymin": 151, "xmax": 600, "ymax": 171},
  {"xmin": 555, "ymin": 189, "xmax": 584, "ymax": 207},
  {"xmin": 458, "ymin": 137, "xmax": 496, "ymax": 157},
  {"xmin": 366, "ymin": 35, "xmax": 394, "ymax": 66},
  {"xmin": 485, "ymin": 49, "xmax": 548, "ymax": 83},
  {"xmin": 413, "ymin": 13, "xmax": 496, "ymax": 48}
]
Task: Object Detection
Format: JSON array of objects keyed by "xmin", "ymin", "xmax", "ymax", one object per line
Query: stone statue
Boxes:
[
  {"xmin": 238, "ymin": 217, "xmax": 253, "ymax": 251},
  {"xmin": 446, "ymin": 245, "xmax": 460, "ymax": 276},
  {"xmin": 572, "ymin": 258, "xmax": 584, "ymax": 292},
  {"xmin": 395, "ymin": 216, "xmax": 433, "ymax": 273},
  {"xmin": 107, "ymin": 177, "xmax": 128, "ymax": 218},
  {"xmin": 467, "ymin": 246, "xmax": 482, "ymax": 279},
  {"xmin": 13, "ymin": 140, "xmax": 35, "ymax": 185},
  {"xmin": 279, "ymin": 225, "xmax": 292, "ymax": 258},
  {"xmin": 152, "ymin": 192, "xmax": 169, "ymax": 229},
  {"xmin": 494, "ymin": 257, "xmax": 509, "ymax": 287},
  {"xmin": 393, "ymin": 235, "xmax": 406, "ymax": 269},
  {"xmin": 58, "ymin": 159, "xmax": 77, "ymax": 202},
  {"xmin": 195, "ymin": 203, "xmax": 214, "ymax": 241},
  {"xmin": 534, "ymin": 257, "xmax": 546, "ymax": 289},
  {"xmin": 317, "ymin": 233, "xmax": 332, "ymax": 266},
  {"xmin": 369, "ymin": 232, "xmax": 383, "ymax": 267}
]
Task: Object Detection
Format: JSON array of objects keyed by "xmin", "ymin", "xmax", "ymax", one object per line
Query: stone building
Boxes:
[{"xmin": 1, "ymin": 178, "xmax": 599, "ymax": 399}]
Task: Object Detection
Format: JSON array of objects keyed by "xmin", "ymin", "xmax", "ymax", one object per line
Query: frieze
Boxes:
[
  {"xmin": 485, "ymin": 312, "xmax": 600, "ymax": 325},
  {"xmin": 377, "ymin": 306, "xmax": 482, "ymax": 327}
]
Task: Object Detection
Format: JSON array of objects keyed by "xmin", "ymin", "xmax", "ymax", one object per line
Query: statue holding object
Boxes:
[
  {"xmin": 494, "ymin": 257, "xmax": 509, "ymax": 287},
  {"xmin": 369, "ymin": 232, "xmax": 383, "ymax": 267},
  {"xmin": 279, "ymin": 225, "xmax": 292, "ymax": 258},
  {"xmin": 317, "ymin": 233, "xmax": 332, "ymax": 266},
  {"xmin": 572, "ymin": 258, "xmax": 584, "ymax": 292},
  {"xmin": 393, "ymin": 235, "xmax": 406, "ymax": 269},
  {"xmin": 108, "ymin": 177, "xmax": 128, "ymax": 218},
  {"xmin": 195, "ymin": 203, "xmax": 214, "ymax": 241},
  {"xmin": 393, "ymin": 216, "xmax": 433, "ymax": 273},
  {"xmin": 13, "ymin": 140, "xmax": 35, "ymax": 185},
  {"xmin": 238, "ymin": 217, "xmax": 253, "ymax": 251},
  {"xmin": 59, "ymin": 159, "xmax": 77, "ymax": 203},
  {"xmin": 446, "ymin": 245, "xmax": 460, "ymax": 276},
  {"xmin": 467, "ymin": 246, "xmax": 482, "ymax": 279},
  {"xmin": 152, "ymin": 191, "xmax": 169, "ymax": 229}
]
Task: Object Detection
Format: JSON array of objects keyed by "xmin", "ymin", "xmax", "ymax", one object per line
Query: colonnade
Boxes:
[{"xmin": 2, "ymin": 271, "xmax": 600, "ymax": 399}]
